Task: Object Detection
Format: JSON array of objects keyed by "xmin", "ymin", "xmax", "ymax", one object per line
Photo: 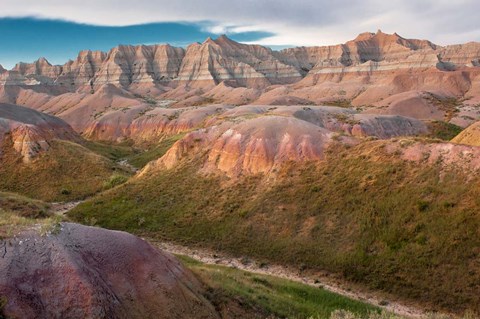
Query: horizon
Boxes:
[
  {"xmin": 1, "ymin": 0, "xmax": 480, "ymax": 69},
  {"xmin": 1, "ymin": 23, "xmax": 478, "ymax": 70}
]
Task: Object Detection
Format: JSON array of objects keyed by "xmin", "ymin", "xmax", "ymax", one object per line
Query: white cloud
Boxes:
[{"xmin": 1, "ymin": 0, "xmax": 480, "ymax": 46}]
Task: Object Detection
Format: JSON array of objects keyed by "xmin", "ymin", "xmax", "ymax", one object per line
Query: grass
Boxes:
[
  {"xmin": 103, "ymin": 174, "xmax": 129, "ymax": 190},
  {"xmin": 125, "ymin": 134, "xmax": 185, "ymax": 168},
  {"xmin": 177, "ymin": 255, "xmax": 378, "ymax": 319},
  {"xmin": 0, "ymin": 191, "xmax": 49, "ymax": 219},
  {"xmin": 324, "ymin": 100, "xmax": 353, "ymax": 108},
  {"xmin": 425, "ymin": 94, "xmax": 461, "ymax": 122},
  {"xmin": 0, "ymin": 191, "xmax": 62, "ymax": 239},
  {"xmin": 0, "ymin": 139, "xmax": 130, "ymax": 202},
  {"xmin": 83, "ymin": 140, "xmax": 136, "ymax": 161},
  {"xmin": 426, "ymin": 121, "xmax": 463, "ymax": 141},
  {"xmin": 68, "ymin": 140, "xmax": 480, "ymax": 314}
]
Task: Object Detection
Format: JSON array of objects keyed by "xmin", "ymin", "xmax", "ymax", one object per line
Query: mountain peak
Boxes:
[
  {"xmin": 203, "ymin": 36, "xmax": 215, "ymax": 44},
  {"xmin": 36, "ymin": 57, "xmax": 52, "ymax": 66},
  {"xmin": 217, "ymin": 34, "xmax": 231, "ymax": 41},
  {"xmin": 353, "ymin": 31, "xmax": 375, "ymax": 41}
]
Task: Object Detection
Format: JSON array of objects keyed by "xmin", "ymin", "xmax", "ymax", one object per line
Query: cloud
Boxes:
[{"xmin": 1, "ymin": 0, "xmax": 480, "ymax": 45}]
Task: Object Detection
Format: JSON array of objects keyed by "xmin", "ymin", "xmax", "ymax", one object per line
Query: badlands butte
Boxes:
[{"xmin": 2, "ymin": 30, "xmax": 480, "ymax": 318}]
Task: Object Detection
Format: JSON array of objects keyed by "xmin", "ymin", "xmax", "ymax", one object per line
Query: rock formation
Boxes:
[
  {"xmin": 1, "ymin": 31, "xmax": 474, "ymax": 89},
  {"xmin": 0, "ymin": 223, "xmax": 218, "ymax": 319},
  {"xmin": 0, "ymin": 103, "xmax": 79, "ymax": 162},
  {"xmin": 142, "ymin": 105, "xmax": 427, "ymax": 176},
  {"xmin": 0, "ymin": 31, "xmax": 478, "ymax": 141}
]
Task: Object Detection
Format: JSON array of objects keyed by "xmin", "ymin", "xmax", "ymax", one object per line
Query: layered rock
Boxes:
[
  {"xmin": 94, "ymin": 44, "xmax": 185, "ymax": 86},
  {"xmin": 58, "ymin": 50, "xmax": 107, "ymax": 86},
  {"xmin": 176, "ymin": 36, "xmax": 302, "ymax": 88},
  {"xmin": 0, "ymin": 103, "xmax": 79, "ymax": 161},
  {"xmin": 137, "ymin": 102, "xmax": 430, "ymax": 176},
  {"xmin": 13, "ymin": 57, "xmax": 62, "ymax": 78},
  {"xmin": 385, "ymin": 139, "xmax": 480, "ymax": 172},
  {"xmin": 1, "ymin": 32, "xmax": 478, "ymax": 90},
  {"xmin": 0, "ymin": 223, "xmax": 218, "ymax": 319},
  {"xmin": 440, "ymin": 42, "xmax": 480, "ymax": 68},
  {"xmin": 153, "ymin": 116, "xmax": 343, "ymax": 176},
  {"xmin": 278, "ymin": 30, "xmax": 439, "ymax": 75}
]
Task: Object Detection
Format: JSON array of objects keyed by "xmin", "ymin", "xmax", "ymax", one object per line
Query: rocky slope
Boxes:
[
  {"xmin": 143, "ymin": 105, "xmax": 427, "ymax": 176},
  {"xmin": 0, "ymin": 223, "xmax": 218, "ymax": 319},
  {"xmin": 0, "ymin": 103, "xmax": 79, "ymax": 161}
]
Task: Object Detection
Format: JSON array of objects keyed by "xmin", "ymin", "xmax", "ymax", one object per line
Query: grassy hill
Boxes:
[
  {"xmin": 0, "ymin": 191, "xmax": 61, "ymax": 239},
  {"xmin": 69, "ymin": 139, "xmax": 480, "ymax": 314},
  {"xmin": 0, "ymin": 139, "xmax": 130, "ymax": 202}
]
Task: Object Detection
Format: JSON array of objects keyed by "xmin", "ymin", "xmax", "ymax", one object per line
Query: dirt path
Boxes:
[
  {"xmin": 54, "ymin": 199, "xmax": 425, "ymax": 318},
  {"xmin": 153, "ymin": 241, "xmax": 426, "ymax": 319},
  {"xmin": 48, "ymin": 200, "xmax": 83, "ymax": 216},
  {"xmin": 117, "ymin": 159, "xmax": 138, "ymax": 173}
]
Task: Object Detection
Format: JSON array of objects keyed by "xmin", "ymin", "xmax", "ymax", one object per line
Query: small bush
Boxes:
[
  {"xmin": 60, "ymin": 189, "xmax": 71, "ymax": 195},
  {"xmin": 416, "ymin": 200, "xmax": 430, "ymax": 212}
]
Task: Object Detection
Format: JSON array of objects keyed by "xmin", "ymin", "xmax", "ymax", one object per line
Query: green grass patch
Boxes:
[
  {"xmin": 103, "ymin": 174, "xmax": 129, "ymax": 190},
  {"xmin": 0, "ymin": 191, "xmax": 49, "ymax": 219},
  {"xmin": 177, "ymin": 255, "xmax": 378, "ymax": 319},
  {"xmin": 83, "ymin": 140, "xmax": 136, "ymax": 161},
  {"xmin": 0, "ymin": 191, "xmax": 64, "ymax": 239},
  {"xmin": 426, "ymin": 121, "xmax": 463, "ymax": 141},
  {"xmin": 324, "ymin": 99, "xmax": 353, "ymax": 108},
  {"xmin": 125, "ymin": 134, "xmax": 185, "ymax": 168}
]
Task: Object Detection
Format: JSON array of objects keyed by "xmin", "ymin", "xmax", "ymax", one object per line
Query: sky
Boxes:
[{"xmin": 1, "ymin": 0, "xmax": 480, "ymax": 69}]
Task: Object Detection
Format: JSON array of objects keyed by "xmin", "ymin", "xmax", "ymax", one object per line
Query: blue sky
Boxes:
[
  {"xmin": 0, "ymin": 18, "xmax": 272, "ymax": 69},
  {"xmin": 1, "ymin": 0, "xmax": 480, "ymax": 69}
]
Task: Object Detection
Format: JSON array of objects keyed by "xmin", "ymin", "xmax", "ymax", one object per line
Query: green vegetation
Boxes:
[
  {"xmin": 0, "ymin": 296, "xmax": 7, "ymax": 319},
  {"xmin": 125, "ymin": 134, "xmax": 185, "ymax": 168},
  {"xmin": 178, "ymin": 255, "xmax": 378, "ymax": 319},
  {"xmin": 426, "ymin": 121, "xmax": 463, "ymax": 141},
  {"xmin": 103, "ymin": 174, "xmax": 129, "ymax": 190},
  {"xmin": 69, "ymin": 140, "xmax": 480, "ymax": 314},
  {"xmin": 0, "ymin": 191, "xmax": 62, "ymax": 239},
  {"xmin": 84, "ymin": 140, "xmax": 136, "ymax": 161},
  {"xmin": 425, "ymin": 94, "xmax": 461, "ymax": 122},
  {"xmin": 0, "ymin": 191, "xmax": 49, "ymax": 219},
  {"xmin": 0, "ymin": 139, "xmax": 130, "ymax": 201},
  {"xmin": 324, "ymin": 99, "xmax": 353, "ymax": 108}
]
